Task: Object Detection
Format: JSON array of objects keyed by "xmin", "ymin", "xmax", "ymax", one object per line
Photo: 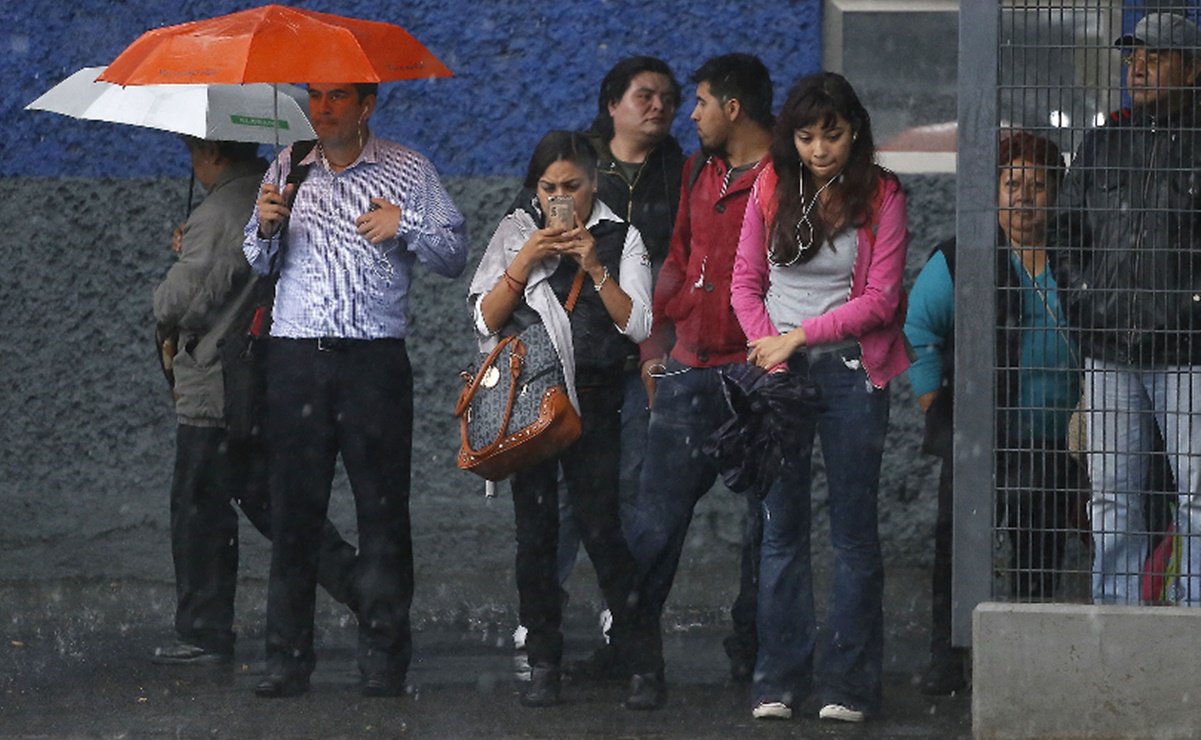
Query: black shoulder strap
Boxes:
[
  {"xmin": 685, "ymin": 153, "xmax": 705, "ymax": 194},
  {"xmin": 936, "ymin": 238, "xmax": 957, "ymax": 282},
  {"xmin": 267, "ymin": 140, "xmax": 319, "ymax": 275},
  {"xmin": 285, "ymin": 140, "xmax": 318, "ymax": 205}
]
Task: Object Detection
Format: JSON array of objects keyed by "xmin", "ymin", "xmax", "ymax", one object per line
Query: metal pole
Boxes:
[{"xmin": 953, "ymin": 0, "xmax": 999, "ymax": 647}]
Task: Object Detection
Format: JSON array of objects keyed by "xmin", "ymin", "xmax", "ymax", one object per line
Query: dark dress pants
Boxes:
[
  {"xmin": 263, "ymin": 338, "xmax": 414, "ymax": 682},
  {"xmin": 511, "ymin": 381, "xmax": 659, "ymax": 674},
  {"xmin": 930, "ymin": 440, "xmax": 1081, "ymax": 657},
  {"xmin": 170, "ymin": 425, "xmax": 358, "ymax": 652}
]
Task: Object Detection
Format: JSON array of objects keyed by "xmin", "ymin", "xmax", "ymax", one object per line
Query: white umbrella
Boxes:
[{"xmin": 26, "ymin": 66, "xmax": 315, "ymax": 145}]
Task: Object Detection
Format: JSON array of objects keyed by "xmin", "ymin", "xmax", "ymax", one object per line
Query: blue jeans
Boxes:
[
  {"xmin": 1084, "ymin": 358, "xmax": 1201, "ymax": 605},
  {"xmin": 753, "ymin": 350, "xmax": 889, "ymax": 715},
  {"xmin": 626, "ymin": 360, "xmax": 760, "ymax": 628},
  {"xmin": 626, "ymin": 361, "xmax": 728, "ymax": 619}
]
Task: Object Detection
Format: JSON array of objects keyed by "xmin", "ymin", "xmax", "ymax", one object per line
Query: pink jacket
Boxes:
[{"xmin": 730, "ymin": 164, "xmax": 911, "ymax": 388}]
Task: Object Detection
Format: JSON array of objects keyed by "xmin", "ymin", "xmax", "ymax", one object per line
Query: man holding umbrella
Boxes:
[
  {"xmin": 152, "ymin": 136, "xmax": 360, "ymax": 666},
  {"xmin": 243, "ymin": 82, "xmax": 468, "ymax": 698}
]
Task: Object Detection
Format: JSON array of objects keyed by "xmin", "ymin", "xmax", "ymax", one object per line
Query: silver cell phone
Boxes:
[{"xmin": 546, "ymin": 195, "xmax": 573, "ymax": 231}]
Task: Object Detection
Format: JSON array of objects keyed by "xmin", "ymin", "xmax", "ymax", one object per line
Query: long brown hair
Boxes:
[{"xmin": 768, "ymin": 73, "xmax": 880, "ymax": 265}]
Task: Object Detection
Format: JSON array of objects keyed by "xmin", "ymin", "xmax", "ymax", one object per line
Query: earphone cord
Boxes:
[{"xmin": 772, "ymin": 171, "xmax": 842, "ymax": 268}]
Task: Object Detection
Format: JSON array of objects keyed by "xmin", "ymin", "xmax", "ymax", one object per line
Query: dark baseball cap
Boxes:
[{"xmin": 1115, "ymin": 12, "xmax": 1201, "ymax": 51}]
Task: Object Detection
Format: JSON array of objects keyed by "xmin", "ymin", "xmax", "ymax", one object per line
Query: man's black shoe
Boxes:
[
  {"xmin": 361, "ymin": 674, "xmax": 404, "ymax": 697},
  {"xmin": 563, "ymin": 645, "xmax": 625, "ymax": 683},
  {"xmin": 722, "ymin": 635, "xmax": 756, "ymax": 683},
  {"xmin": 623, "ymin": 671, "xmax": 667, "ymax": 710},
  {"xmin": 254, "ymin": 673, "xmax": 310, "ymax": 698},
  {"xmin": 920, "ymin": 655, "xmax": 968, "ymax": 696},
  {"xmin": 520, "ymin": 664, "xmax": 561, "ymax": 708},
  {"xmin": 149, "ymin": 642, "xmax": 232, "ymax": 666}
]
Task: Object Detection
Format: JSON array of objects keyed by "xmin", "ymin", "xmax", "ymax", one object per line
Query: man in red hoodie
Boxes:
[{"xmin": 619, "ymin": 54, "xmax": 775, "ymax": 705}]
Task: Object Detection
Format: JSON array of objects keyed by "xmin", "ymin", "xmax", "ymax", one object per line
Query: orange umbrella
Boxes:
[{"xmin": 99, "ymin": 4, "xmax": 452, "ymax": 86}]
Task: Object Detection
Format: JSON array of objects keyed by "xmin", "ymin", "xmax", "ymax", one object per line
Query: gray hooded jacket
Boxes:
[{"xmin": 154, "ymin": 158, "xmax": 268, "ymax": 426}]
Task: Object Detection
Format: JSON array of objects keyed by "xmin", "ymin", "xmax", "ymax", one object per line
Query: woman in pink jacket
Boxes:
[{"xmin": 731, "ymin": 72, "xmax": 909, "ymax": 724}]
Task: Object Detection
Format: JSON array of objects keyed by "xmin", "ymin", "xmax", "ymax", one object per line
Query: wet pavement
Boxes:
[{"xmin": 0, "ymin": 567, "xmax": 970, "ymax": 738}]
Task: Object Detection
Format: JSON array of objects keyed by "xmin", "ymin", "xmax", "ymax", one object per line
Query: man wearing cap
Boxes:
[
  {"xmin": 243, "ymin": 82, "xmax": 468, "ymax": 697},
  {"xmin": 1050, "ymin": 12, "xmax": 1201, "ymax": 605}
]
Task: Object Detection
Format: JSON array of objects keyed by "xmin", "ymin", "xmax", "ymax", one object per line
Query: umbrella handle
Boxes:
[{"xmin": 272, "ymin": 84, "xmax": 281, "ymax": 179}]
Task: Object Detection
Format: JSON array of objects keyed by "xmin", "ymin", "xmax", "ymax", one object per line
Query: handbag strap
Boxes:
[
  {"xmin": 563, "ymin": 268, "xmax": 586, "ymax": 313},
  {"xmin": 454, "ymin": 334, "xmax": 520, "ymax": 418},
  {"xmin": 468, "ymin": 337, "xmax": 527, "ymax": 456}
]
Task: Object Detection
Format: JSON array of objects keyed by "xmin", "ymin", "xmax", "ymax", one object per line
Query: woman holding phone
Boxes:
[
  {"xmin": 466, "ymin": 130, "xmax": 662, "ymax": 710},
  {"xmin": 731, "ymin": 73, "xmax": 910, "ymax": 723}
]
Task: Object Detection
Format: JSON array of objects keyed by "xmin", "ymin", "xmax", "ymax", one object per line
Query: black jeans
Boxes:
[
  {"xmin": 511, "ymin": 381, "xmax": 659, "ymax": 674},
  {"xmin": 169, "ymin": 425, "xmax": 358, "ymax": 653},
  {"xmin": 262, "ymin": 338, "xmax": 414, "ymax": 682}
]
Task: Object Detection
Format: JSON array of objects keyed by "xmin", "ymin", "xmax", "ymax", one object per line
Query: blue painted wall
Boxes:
[{"xmin": 5, "ymin": 0, "xmax": 822, "ymax": 178}]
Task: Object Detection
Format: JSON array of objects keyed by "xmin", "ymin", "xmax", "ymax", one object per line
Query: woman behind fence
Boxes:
[
  {"xmin": 730, "ymin": 72, "xmax": 910, "ymax": 723},
  {"xmin": 466, "ymin": 130, "xmax": 663, "ymax": 710},
  {"xmin": 904, "ymin": 131, "xmax": 1084, "ymax": 695}
]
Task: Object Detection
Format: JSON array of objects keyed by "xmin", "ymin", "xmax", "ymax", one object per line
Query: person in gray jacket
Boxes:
[{"xmin": 150, "ymin": 137, "xmax": 357, "ymax": 665}]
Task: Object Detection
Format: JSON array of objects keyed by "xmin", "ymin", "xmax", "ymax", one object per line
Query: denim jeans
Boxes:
[
  {"xmin": 753, "ymin": 350, "xmax": 889, "ymax": 715},
  {"xmin": 1084, "ymin": 357, "xmax": 1201, "ymax": 605},
  {"xmin": 625, "ymin": 360, "xmax": 762, "ymax": 658},
  {"xmin": 626, "ymin": 361, "xmax": 730, "ymax": 617}
]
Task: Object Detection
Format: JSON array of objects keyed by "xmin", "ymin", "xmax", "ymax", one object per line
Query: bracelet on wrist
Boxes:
[
  {"xmin": 502, "ymin": 269, "xmax": 526, "ymax": 294},
  {"xmin": 592, "ymin": 266, "xmax": 610, "ymax": 292}
]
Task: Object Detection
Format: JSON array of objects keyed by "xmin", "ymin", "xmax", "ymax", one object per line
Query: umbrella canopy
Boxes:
[
  {"xmin": 26, "ymin": 66, "xmax": 315, "ymax": 144},
  {"xmin": 98, "ymin": 4, "xmax": 453, "ymax": 86},
  {"xmin": 702, "ymin": 364, "xmax": 823, "ymax": 499}
]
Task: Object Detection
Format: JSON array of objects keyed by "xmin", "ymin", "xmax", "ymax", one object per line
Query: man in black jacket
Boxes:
[
  {"xmin": 1051, "ymin": 12, "xmax": 1201, "ymax": 605},
  {"xmin": 576, "ymin": 56, "xmax": 686, "ymax": 561}
]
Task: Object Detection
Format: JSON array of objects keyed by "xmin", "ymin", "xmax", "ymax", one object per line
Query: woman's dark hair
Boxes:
[
  {"xmin": 998, "ymin": 130, "xmax": 1065, "ymax": 189},
  {"xmin": 590, "ymin": 56, "xmax": 680, "ymax": 141},
  {"xmin": 522, "ymin": 130, "xmax": 598, "ymax": 189},
  {"xmin": 768, "ymin": 72, "xmax": 883, "ymax": 265}
]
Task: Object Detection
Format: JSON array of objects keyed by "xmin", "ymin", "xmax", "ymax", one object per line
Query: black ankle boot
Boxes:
[
  {"xmin": 920, "ymin": 649, "xmax": 968, "ymax": 696},
  {"xmin": 520, "ymin": 664, "xmax": 560, "ymax": 707},
  {"xmin": 623, "ymin": 671, "xmax": 666, "ymax": 710}
]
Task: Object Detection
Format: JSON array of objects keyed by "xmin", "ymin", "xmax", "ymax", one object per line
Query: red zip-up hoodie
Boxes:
[{"xmin": 641, "ymin": 152, "xmax": 770, "ymax": 367}]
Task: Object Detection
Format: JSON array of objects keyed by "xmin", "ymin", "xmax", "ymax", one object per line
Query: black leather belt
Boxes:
[{"xmin": 288, "ymin": 337, "xmax": 405, "ymax": 352}]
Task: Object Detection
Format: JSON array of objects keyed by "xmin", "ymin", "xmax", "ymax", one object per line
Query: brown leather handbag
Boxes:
[{"xmin": 455, "ymin": 270, "xmax": 585, "ymax": 481}]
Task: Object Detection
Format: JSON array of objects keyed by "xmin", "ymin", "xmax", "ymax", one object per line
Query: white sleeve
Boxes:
[{"xmin": 617, "ymin": 225, "xmax": 653, "ymax": 343}]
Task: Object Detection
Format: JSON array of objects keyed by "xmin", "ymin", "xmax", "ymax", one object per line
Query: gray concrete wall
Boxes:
[
  {"xmin": 0, "ymin": 173, "xmax": 955, "ymax": 618},
  {"xmin": 973, "ymin": 602, "xmax": 1201, "ymax": 739}
]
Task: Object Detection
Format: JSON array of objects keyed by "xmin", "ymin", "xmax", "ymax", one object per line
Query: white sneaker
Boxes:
[
  {"xmin": 598, "ymin": 608, "xmax": 612, "ymax": 644},
  {"xmin": 752, "ymin": 701, "xmax": 792, "ymax": 720},
  {"xmin": 819, "ymin": 703, "xmax": 865, "ymax": 723}
]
